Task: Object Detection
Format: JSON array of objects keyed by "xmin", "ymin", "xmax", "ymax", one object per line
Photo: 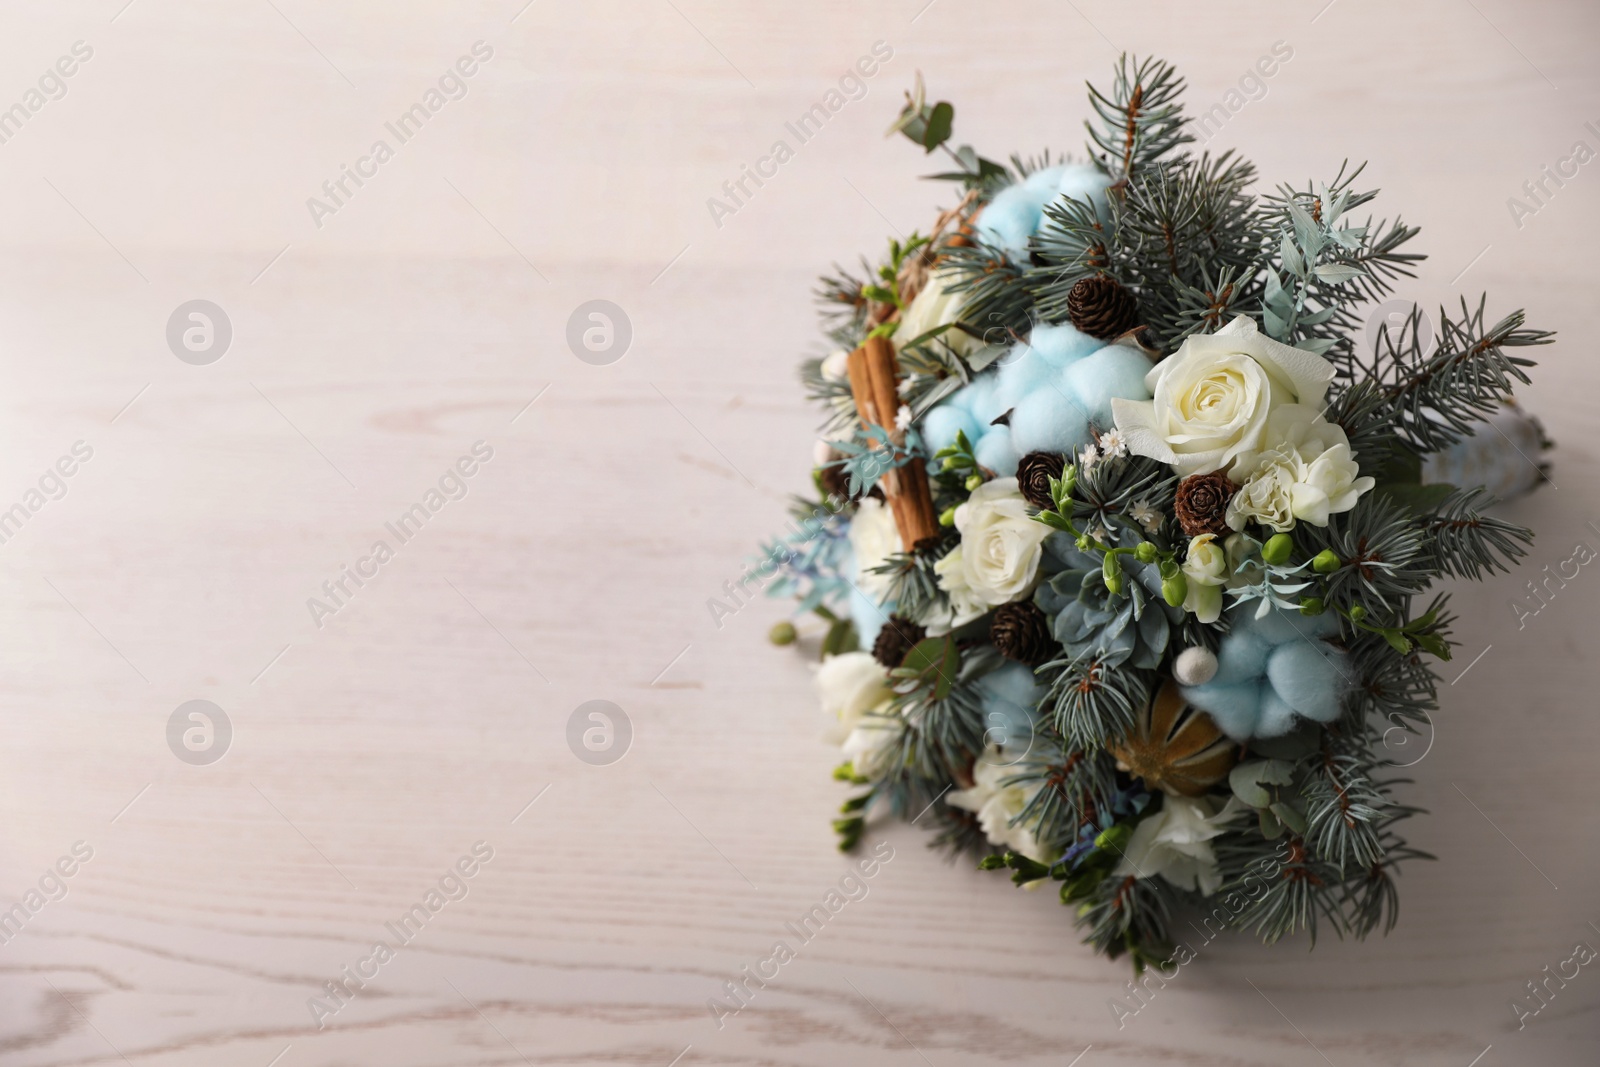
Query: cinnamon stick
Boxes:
[{"xmin": 847, "ymin": 337, "xmax": 940, "ymax": 551}]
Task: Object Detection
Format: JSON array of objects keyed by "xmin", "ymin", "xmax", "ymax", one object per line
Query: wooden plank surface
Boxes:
[{"xmin": 0, "ymin": 1, "xmax": 1596, "ymax": 1063}]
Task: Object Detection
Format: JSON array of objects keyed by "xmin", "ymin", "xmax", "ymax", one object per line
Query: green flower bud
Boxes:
[
  {"xmin": 1162, "ymin": 573, "xmax": 1188, "ymax": 607},
  {"xmin": 1312, "ymin": 549, "xmax": 1341, "ymax": 574},
  {"xmin": 1299, "ymin": 597, "xmax": 1325, "ymax": 616},
  {"xmin": 1134, "ymin": 542, "xmax": 1158, "ymax": 564},
  {"xmin": 942, "ymin": 455, "xmax": 959, "ymax": 471},
  {"xmin": 1262, "ymin": 533, "xmax": 1293, "ymax": 566},
  {"xmin": 938, "ymin": 505, "xmax": 958, "ymax": 527},
  {"xmin": 1349, "ymin": 604, "xmax": 1368, "ymax": 622},
  {"xmin": 768, "ymin": 621, "xmax": 797, "ymax": 646},
  {"xmin": 1095, "ymin": 824, "xmax": 1132, "ymax": 852},
  {"xmin": 965, "ymin": 473, "xmax": 984, "ymax": 491},
  {"xmin": 1102, "ymin": 553, "xmax": 1124, "ymax": 595}
]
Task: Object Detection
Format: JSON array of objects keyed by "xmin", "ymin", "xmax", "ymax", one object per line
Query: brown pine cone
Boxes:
[
  {"xmin": 872, "ymin": 615, "xmax": 926, "ymax": 669},
  {"xmin": 989, "ymin": 601, "xmax": 1055, "ymax": 666},
  {"xmin": 1016, "ymin": 450, "xmax": 1066, "ymax": 510},
  {"xmin": 1174, "ymin": 471, "xmax": 1236, "ymax": 537},
  {"xmin": 1067, "ymin": 275, "xmax": 1140, "ymax": 340}
]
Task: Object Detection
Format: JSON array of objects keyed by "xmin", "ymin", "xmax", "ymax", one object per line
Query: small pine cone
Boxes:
[
  {"xmin": 1016, "ymin": 450, "xmax": 1066, "ymax": 510},
  {"xmin": 989, "ymin": 601, "xmax": 1055, "ymax": 666},
  {"xmin": 872, "ymin": 615, "xmax": 926, "ymax": 669},
  {"xmin": 1067, "ymin": 275, "xmax": 1140, "ymax": 340},
  {"xmin": 1174, "ymin": 471, "xmax": 1236, "ymax": 537}
]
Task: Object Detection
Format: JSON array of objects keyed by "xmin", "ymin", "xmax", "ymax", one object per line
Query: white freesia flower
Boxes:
[
  {"xmin": 816, "ymin": 651, "xmax": 891, "ymax": 743},
  {"xmin": 896, "ymin": 269, "xmax": 979, "ymax": 357},
  {"xmin": 1180, "ymin": 533, "xmax": 1229, "ymax": 624},
  {"xmin": 1110, "ymin": 316, "xmax": 1336, "ymax": 478},
  {"xmin": 1226, "ymin": 404, "xmax": 1376, "ymax": 532},
  {"xmin": 849, "ymin": 496, "xmax": 902, "ymax": 601},
  {"xmin": 1114, "ymin": 795, "xmax": 1241, "ymax": 896},
  {"xmin": 1098, "ymin": 427, "xmax": 1129, "ymax": 459},
  {"xmin": 947, "ymin": 748, "xmax": 1049, "ymax": 864},
  {"xmin": 842, "ymin": 714, "xmax": 904, "ymax": 778},
  {"xmin": 1129, "ymin": 498, "xmax": 1162, "ymax": 534},
  {"xmin": 931, "ymin": 479, "xmax": 1050, "ymax": 629}
]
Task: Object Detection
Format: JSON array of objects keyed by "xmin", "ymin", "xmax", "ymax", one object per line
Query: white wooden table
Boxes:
[{"xmin": 0, "ymin": 1, "xmax": 1595, "ymax": 1063}]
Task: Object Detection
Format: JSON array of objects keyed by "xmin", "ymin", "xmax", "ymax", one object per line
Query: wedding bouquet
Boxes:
[{"xmin": 762, "ymin": 56, "xmax": 1551, "ymax": 968}]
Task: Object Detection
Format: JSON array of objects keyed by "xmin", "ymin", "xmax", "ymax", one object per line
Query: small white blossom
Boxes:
[
  {"xmin": 1129, "ymin": 498, "xmax": 1162, "ymax": 534},
  {"xmin": 1079, "ymin": 444, "xmax": 1099, "ymax": 472},
  {"xmin": 894, "ymin": 404, "xmax": 913, "ymax": 432},
  {"xmin": 896, "ymin": 377, "xmax": 912, "ymax": 397},
  {"xmin": 1098, "ymin": 427, "xmax": 1129, "ymax": 459},
  {"xmin": 1089, "ymin": 524, "xmax": 1109, "ymax": 545}
]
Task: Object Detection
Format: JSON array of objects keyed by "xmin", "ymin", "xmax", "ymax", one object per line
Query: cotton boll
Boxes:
[
  {"xmin": 976, "ymin": 166, "xmax": 1066, "ymax": 259},
  {"xmin": 1251, "ymin": 602, "xmax": 1340, "ymax": 645},
  {"xmin": 1211, "ymin": 628, "xmax": 1272, "ymax": 685},
  {"xmin": 1025, "ymin": 322, "xmax": 1103, "ymax": 371},
  {"xmin": 976, "ymin": 187, "xmax": 1046, "ymax": 260},
  {"xmin": 993, "ymin": 346, "xmax": 1052, "ymax": 411},
  {"xmin": 1254, "ymin": 690, "xmax": 1302, "ymax": 738},
  {"xmin": 1063, "ymin": 344, "xmax": 1154, "ymax": 424},
  {"xmin": 1008, "ymin": 387, "xmax": 1090, "ymax": 456},
  {"xmin": 1056, "ymin": 163, "xmax": 1113, "ymax": 222},
  {"xmin": 974, "ymin": 427, "xmax": 1020, "ymax": 476},
  {"xmin": 1265, "ymin": 641, "xmax": 1348, "ymax": 722},
  {"xmin": 1181, "ymin": 681, "xmax": 1262, "ymax": 742},
  {"xmin": 962, "ymin": 373, "xmax": 1007, "ymax": 427},
  {"xmin": 920, "ymin": 402, "xmax": 978, "ymax": 455}
]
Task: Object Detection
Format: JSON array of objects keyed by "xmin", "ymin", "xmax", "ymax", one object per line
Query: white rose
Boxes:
[
  {"xmin": 816, "ymin": 651, "xmax": 891, "ymax": 743},
  {"xmin": 1180, "ymin": 533, "xmax": 1228, "ymax": 624},
  {"xmin": 947, "ymin": 748, "xmax": 1049, "ymax": 863},
  {"xmin": 1113, "ymin": 795, "xmax": 1240, "ymax": 896},
  {"xmin": 896, "ymin": 269, "xmax": 979, "ymax": 357},
  {"xmin": 926, "ymin": 547, "xmax": 990, "ymax": 634},
  {"xmin": 842, "ymin": 715, "xmax": 904, "ymax": 778},
  {"xmin": 1226, "ymin": 405, "xmax": 1375, "ymax": 532},
  {"xmin": 1110, "ymin": 316, "xmax": 1335, "ymax": 478},
  {"xmin": 932, "ymin": 479, "xmax": 1050, "ymax": 624},
  {"xmin": 849, "ymin": 496, "xmax": 902, "ymax": 602}
]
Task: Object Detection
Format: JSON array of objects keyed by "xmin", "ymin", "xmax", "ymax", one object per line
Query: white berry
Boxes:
[{"xmin": 1173, "ymin": 646, "xmax": 1219, "ymax": 686}]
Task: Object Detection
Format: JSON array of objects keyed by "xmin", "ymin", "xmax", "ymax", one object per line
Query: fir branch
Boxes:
[
  {"xmin": 1085, "ymin": 55, "xmax": 1193, "ymax": 182},
  {"xmin": 1417, "ymin": 487, "xmax": 1534, "ymax": 580}
]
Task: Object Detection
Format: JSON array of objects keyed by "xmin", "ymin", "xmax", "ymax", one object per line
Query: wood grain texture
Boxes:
[{"xmin": 0, "ymin": 0, "xmax": 1596, "ymax": 1064}]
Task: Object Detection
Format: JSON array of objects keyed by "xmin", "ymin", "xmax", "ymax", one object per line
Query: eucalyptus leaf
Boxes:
[{"xmin": 1270, "ymin": 801, "xmax": 1309, "ymax": 835}]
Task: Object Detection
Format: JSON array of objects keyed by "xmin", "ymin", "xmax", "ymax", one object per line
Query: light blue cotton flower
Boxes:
[
  {"xmin": 976, "ymin": 163, "xmax": 1111, "ymax": 261},
  {"xmin": 1180, "ymin": 605, "xmax": 1352, "ymax": 741},
  {"xmin": 920, "ymin": 322, "xmax": 1155, "ymax": 471}
]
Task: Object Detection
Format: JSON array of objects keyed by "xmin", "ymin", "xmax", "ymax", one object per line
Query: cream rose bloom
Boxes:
[
  {"xmin": 816, "ymin": 652, "xmax": 891, "ymax": 744},
  {"xmin": 1180, "ymin": 533, "xmax": 1228, "ymax": 624},
  {"xmin": 930, "ymin": 478, "xmax": 1050, "ymax": 631},
  {"xmin": 842, "ymin": 715, "xmax": 904, "ymax": 778},
  {"xmin": 1113, "ymin": 795, "xmax": 1241, "ymax": 896},
  {"xmin": 1226, "ymin": 405, "xmax": 1375, "ymax": 532},
  {"xmin": 947, "ymin": 748, "xmax": 1049, "ymax": 864},
  {"xmin": 849, "ymin": 496, "xmax": 901, "ymax": 602},
  {"xmin": 1110, "ymin": 316, "xmax": 1336, "ymax": 478},
  {"xmin": 896, "ymin": 269, "xmax": 979, "ymax": 357}
]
